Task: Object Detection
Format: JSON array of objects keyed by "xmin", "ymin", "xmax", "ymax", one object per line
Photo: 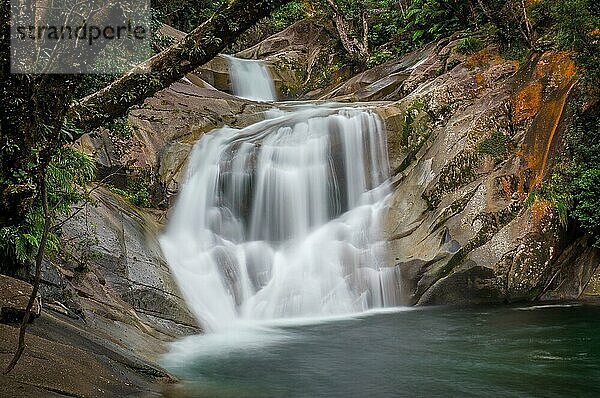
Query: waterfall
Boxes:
[
  {"xmin": 160, "ymin": 59, "xmax": 399, "ymax": 332},
  {"xmin": 224, "ymin": 55, "xmax": 277, "ymax": 102}
]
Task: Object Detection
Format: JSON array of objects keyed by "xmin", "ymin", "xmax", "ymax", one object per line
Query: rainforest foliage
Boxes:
[{"xmin": 0, "ymin": 0, "xmax": 599, "ymax": 274}]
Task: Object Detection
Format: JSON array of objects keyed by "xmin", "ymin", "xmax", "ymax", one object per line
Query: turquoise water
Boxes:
[{"xmin": 163, "ymin": 304, "xmax": 600, "ymax": 397}]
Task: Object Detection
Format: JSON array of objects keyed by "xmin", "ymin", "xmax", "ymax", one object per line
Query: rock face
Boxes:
[
  {"xmin": 0, "ymin": 311, "xmax": 173, "ymax": 397},
  {"xmin": 321, "ymin": 42, "xmax": 436, "ymax": 101},
  {"xmin": 34, "ymin": 187, "xmax": 199, "ymax": 367},
  {"xmin": 0, "ymin": 275, "xmax": 40, "ymax": 324},
  {"xmin": 237, "ymin": 19, "xmax": 344, "ymax": 98},
  {"xmin": 58, "ymin": 188, "xmax": 198, "ymax": 334},
  {"xmin": 79, "ymin": 32, "xmax": 598, "ymax": 309},
  {"xmin": 194, "ymin": 55, "xmax": 235, "ymax": 94},
  {"xmin": 196, "ymin": 19, "xmax": 346, "ymax": 99},
  {"xmin": 327, "ymin": 37, "xmax": 599, "ymax": 304}
]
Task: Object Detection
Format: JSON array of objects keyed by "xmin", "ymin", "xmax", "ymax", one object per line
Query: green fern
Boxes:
[{"xmin": 0, "ymin": 143, "xmax": 96, "ymax": 267}]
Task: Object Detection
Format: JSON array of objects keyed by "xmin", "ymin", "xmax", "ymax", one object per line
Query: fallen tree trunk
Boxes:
[{"xmin": 68, "ymin": 0, "xmax": 292, "ymax": 136}]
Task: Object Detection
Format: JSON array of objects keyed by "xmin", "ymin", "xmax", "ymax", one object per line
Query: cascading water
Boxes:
[
  {"xmin": 160, "ymin": 59, "xmax": 400, "ymax": 332},
  {"xmin": 224, "ymin": 55, "xmax": 277, "ymax": 102}
]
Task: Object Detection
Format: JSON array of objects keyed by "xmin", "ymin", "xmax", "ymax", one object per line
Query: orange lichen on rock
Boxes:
[
  {"xmin": 516, "ymin": 52, "xmax": 577, "ymax": 188},
  {"xmin": 533, "ymin": 52, "xmax": 576, "ymax": 83},
  {"xmin": 512, "ymin": 52, "xmax": 575, "ymax": 125},
  {"xmin": 513, "ymin": 82, "xmax": 542, "ymax": 124},
  {"xmin": 515, "ymin": 165, "xmax": 531, "ymax": 201}
]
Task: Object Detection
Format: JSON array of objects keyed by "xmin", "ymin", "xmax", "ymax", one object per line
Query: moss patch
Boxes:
[
  {"xmin": 108, "ymin": 169, "xmax": 152, "ymax": 208},
  {"xmin": 456, "ymin": 36, "xmax": 484, "ymax": 55},
  {"xmin": 394, "ymin": 99, "xmax": 434, "ymax": 174},
  {"xmin": 423, "ymin": 151, "xmax": 481, "ymax": 208},
  {"xmin": 478, "ymin": 131, "xmax": 512, "ymax": 163}
]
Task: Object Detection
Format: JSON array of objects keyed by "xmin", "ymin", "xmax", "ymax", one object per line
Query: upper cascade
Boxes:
[{"xmin": 224, "ymin": 55, "xmax": 277, "ymax": 102}]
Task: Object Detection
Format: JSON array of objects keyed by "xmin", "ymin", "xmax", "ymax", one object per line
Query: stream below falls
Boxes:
[
  {"xmin": 162, "ymin": 304, "xmax": 600, "ymax": 397},
  {"xmin": 159, "ymin": 57, "xmax": 600, "ymax": 397}
]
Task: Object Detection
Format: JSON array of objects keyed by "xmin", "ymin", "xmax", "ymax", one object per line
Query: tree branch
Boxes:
[
  {"xmin": 67, "ymin": 0, "xmax": 292, "ymax": 137},
  {"xmin": 4, "ymin": 174, "xmax": 50, "ymax": 374}
]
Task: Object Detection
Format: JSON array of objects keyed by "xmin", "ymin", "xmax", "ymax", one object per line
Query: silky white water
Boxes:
[
  {"xmin": 160, "ymin": 60, "xmax": 400, "ymax": 332},
  {"xmin": 224, "ymin": 55, "xmax": 277, "ymax": 101}
]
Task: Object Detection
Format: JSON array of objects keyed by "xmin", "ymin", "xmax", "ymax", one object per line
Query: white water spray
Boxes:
[{"xmin": 160, "ymin": 60, "xmax": 399, "ymax": 332}]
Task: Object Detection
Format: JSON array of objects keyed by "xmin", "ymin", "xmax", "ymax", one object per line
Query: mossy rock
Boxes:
[
  {"xmin": 381, "ymin": 97, "xmax": 433, "ymax": 174},
  {"xmin": 423, "ymin": 151, "xmax": 482, "ymax": 208}
]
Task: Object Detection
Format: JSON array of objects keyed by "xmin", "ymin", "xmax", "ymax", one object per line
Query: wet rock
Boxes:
[
  {"xmin": 194, "ymin": 55, "xmax": 233, "ymax": 92},
  {"xmin": 54, "ymin": 187, "xmax": 200, "ymax": 340},
  {"xmin": 322, "ymin": 43, "xmax": 435, "ymax": 101}
]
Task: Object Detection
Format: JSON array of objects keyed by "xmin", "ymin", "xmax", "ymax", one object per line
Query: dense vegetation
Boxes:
[{"xmin": 0, "ymin": 0, "xmax": 598, "ymax": 273}]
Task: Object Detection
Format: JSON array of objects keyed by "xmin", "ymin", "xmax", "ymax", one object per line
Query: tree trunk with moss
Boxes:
[{"xmin": 324, "ymin": 0, "xmax": 370, "ymax": 64}]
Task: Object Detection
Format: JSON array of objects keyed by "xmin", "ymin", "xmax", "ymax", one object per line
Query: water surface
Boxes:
[{"xmin": 163, "ymin": 303, "xmax": 600, "ymax": 397}]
